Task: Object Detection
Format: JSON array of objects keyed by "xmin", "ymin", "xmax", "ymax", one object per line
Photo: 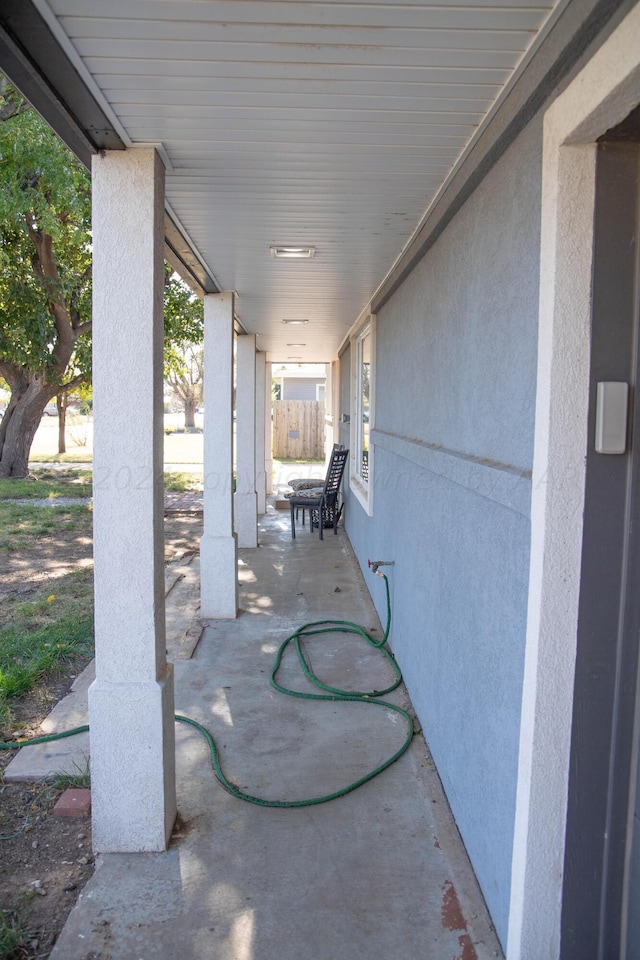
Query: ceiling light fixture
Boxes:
[
  {"xmin": 270, "ymin": 246, "xmax": 315, "ymax": 259},
  {"xmin": 288, "ymin": 356, "xmax": 302, "ymax": 360},
  {"xmin": 286, "ymin": 343, "xmax": 306, "ymax": 347},
  {"xmin": 282, "ymin": 318, "xmax": 309, "ymax": 325}
]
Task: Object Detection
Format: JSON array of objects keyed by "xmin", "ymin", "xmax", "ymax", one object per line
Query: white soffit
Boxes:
[{"xmin": 39, "ymin": 0, "xmax": 559, "ymax": 361}]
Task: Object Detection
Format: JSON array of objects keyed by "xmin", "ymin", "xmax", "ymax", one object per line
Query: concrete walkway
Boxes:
[{"xmin": 10, "ymin": 505, "xmax": 503, "ymax": 960}]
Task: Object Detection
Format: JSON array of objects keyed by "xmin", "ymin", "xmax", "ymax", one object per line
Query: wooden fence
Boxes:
[{"xmin": 272, "ymin": 400, "xmax": 326, "ymax": 460}]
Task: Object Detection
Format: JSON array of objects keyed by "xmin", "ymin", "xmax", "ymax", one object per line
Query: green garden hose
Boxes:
[{"xmin": 0, "ymin": 572, "xmax": 414, "ymax": 807}]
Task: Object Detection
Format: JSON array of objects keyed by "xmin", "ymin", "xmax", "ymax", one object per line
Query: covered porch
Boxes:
[
  {"xmin": 3, "ymin": 1, "xmax": 640, "ymax": 955},
  {"xmin": 9, "ymin": 499, "xmax": 502, "ymax": 959}
]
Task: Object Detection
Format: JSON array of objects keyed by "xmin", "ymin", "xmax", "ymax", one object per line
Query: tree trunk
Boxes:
[
  {"xmin": 184, "ymin": 398, "xmax": 197, "ymax": 430},
  {"xmin": 57, "ymin": 392, "xmax": 67, "ymax": 454},
  {"xmin": 0, "ymin": 379, "xmax": 56, "ymax": 477}
]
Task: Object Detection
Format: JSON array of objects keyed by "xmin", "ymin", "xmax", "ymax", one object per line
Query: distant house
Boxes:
[{"xmin": 273, "ymin": 364, "xmax": 326, "ymax": 403}]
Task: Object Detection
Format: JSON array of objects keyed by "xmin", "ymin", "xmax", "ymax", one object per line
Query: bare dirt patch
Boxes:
[
  {"xmin": 0, "ymin": 515, "xmax": 93, "ymax": 610},
  {"xmin": 0, "ymin": 507, "xmax": 203, "ymax": 958},
  {"xmin": 0, "ymin": 778, "xmax": 94, "ymax": 959},
  {"xmin": 0, "ymin": 510, "xmax": 202, "ymax": 604}
]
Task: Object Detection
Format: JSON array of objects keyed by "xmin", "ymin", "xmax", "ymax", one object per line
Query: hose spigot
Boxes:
[{"xmin": 368, "ymin": 560, "xmax": 395, "ymax": 576}]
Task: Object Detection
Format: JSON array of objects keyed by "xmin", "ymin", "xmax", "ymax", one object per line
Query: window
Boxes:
[
  {"xmin": 350, "ymin": 318, "xmax": 374, "ymax": 513},
  {"xmin": 357, "ymin": 329, "xmax": 371, "ymax": 483}
]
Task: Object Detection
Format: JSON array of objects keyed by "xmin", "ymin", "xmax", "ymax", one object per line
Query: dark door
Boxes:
[{"xmin": 561, "ymin": 122, "xmax": 640, "ymax": 958}]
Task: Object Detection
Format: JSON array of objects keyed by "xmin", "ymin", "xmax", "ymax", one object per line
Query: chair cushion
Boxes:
[
  {"xmin": 288, "ymin": 477, "xmax": 325, "ymax": 491},
  {"xmin": 284, "ymin": 487, "xmax": 323, "ymax": 500}
]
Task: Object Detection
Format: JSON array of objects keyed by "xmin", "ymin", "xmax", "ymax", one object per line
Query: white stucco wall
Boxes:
[
  {"xmin": 342, "ymin": 117, "xmax": 543, "ymax": 945},
  {"xmin": 508, "ymin": 7, "xmax": 640, "ymax": 956}
]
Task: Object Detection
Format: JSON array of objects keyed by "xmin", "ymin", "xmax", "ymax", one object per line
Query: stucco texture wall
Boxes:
[{"xmin": 343, "ymin": 116, "xmax": 542, "ymax": 946}]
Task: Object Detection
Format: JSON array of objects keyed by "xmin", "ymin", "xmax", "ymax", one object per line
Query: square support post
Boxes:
[
  {"xmin": 234, "ymin": 335, "xmax": 258, "ymax": 547},
  {"xmin": 200, "ymin": 292, "xmax": 238, "ymax": 618},
  {"xmin": 265, "ymin": 361, "xmax": 273, "ymax": 495},
  {"xmin": 90, "ymin": 148, "xmax": 176, "ymax": 852},
  {"xmin": 255, "ymin": 352, "xmax": 267, "ymax": 514}
]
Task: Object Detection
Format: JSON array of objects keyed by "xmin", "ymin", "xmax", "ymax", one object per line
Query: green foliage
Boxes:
[
  {"xmin": 0, "ymin": 908, "xmax": 32, "ymax": 960},
  {"xmin": 0, "ymin": 569, "xmax": 94, "ymax": 731},
  {"xmin": 71, "ymin": 380, "xmax": 93, "ymax": 413},
  {"xmin": 50, "ymin": 759, "xmax": 91, "ymax": 791},
  {"xmin": 0, "ymin": 88, "xmax": 92, "ymax": 383},
  {"xmin": 0, "ymin": 77, "xmax": 203, "ymax": 473},
  {"xmin": 164, "ymin": 269, "xmax": 204, "ymax": 353},
  {"xmin": 164, "ymin": 273, "xmax": 205, "ymax": 425}
]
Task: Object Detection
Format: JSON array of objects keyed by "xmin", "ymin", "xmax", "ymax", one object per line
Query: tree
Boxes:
[
  {"xmin": 0, "ymin": 78, "xmax": 91, "ymax": 477},
  {"xmin": 0, "ymin": 80, "xmax": 205, "ymax": 476},
  {"xmin": 164, "ymin": 271, "xmax": 205, "ymax": 429},
  {"xmin": 166, "ymin": 343, "xmax": 204, "ymax": 429}
]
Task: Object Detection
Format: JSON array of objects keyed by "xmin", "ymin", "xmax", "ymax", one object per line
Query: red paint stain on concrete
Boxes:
[
  {"xmin": 441, "ymin": 879, "xmax": 466, "ymax": 931},
  {"xmin": 433, "ymin": 835, "xmax": 441, "ymax": 849},
  {"xmin": 457, "ymin": 933, "xmax": 479, "ymax": 960},
  {"xmin": 441, "ymin": 880, "xmax": 478, "ymax": 960}
]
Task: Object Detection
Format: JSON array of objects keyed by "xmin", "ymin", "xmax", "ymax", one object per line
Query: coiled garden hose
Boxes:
[{"xmin": 0, "ymin": 573, "xmax": 414, "ymax": 807}]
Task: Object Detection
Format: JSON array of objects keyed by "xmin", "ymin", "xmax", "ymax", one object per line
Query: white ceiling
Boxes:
[{"xmin": 36, "ymin": 0, "xmax": 559, "ymax": 361}]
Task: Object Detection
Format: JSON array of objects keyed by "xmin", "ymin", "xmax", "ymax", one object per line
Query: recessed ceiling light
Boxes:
[
  {"xmin": 286, "ymin": 343, "xmax": 306, "ymax": 347},
  {"xmin": 288, "ymin": 356, "xmax": 302, "ymax": 360},
  {"xmin": 282, "ymin": 318, "xmax": 309, "ymax": 325},
  {"xmin": 270, "ymin": 246, "xmax": 315, "ymax": 259}
]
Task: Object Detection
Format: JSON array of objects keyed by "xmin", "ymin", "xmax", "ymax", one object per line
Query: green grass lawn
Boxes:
[
  {"xmin": 0, "ymin": 467, "xmax": 200, "ymax": 502},
  {"xmin": 28, "ymin": 451, "xmax": 94, "ymax": 464},
  {"xmin": 0, "ymin": 471, "xmax": 92, "ymax": 734},
  {"xmin": 0, "ymin": 503, "xmax": 90, "ymax": 554},
  {"xmin": 164, "ymin": 471, "xmax": 203, "ymax": 491},
  {"xmin": 0, "ymin": 569, "xmax": 94, "ymax": 713},
  {"xmin": 0, "ymin": 469, "xmax": 92, "ymax": 501},
  {"xmin": 0, "ymin": 467, "xmax": 203, "ymax": 735}
]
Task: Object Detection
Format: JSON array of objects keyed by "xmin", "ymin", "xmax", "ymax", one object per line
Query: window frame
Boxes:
[{"xmin": 350, "ymin": 316, "xmax": 375, "ymax": 515}]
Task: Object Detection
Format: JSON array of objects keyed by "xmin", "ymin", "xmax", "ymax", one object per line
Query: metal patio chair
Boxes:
[
  {"xmin": 286, "ymin": 443, "xmax": 345, "ymax": 493},
  {"xmin": 286, "ymin": 446, "xmax": 349, "ymax": 539},
  {"xmin": 284, "ymin": 444, "xmax": 344, "ymax": 527}
]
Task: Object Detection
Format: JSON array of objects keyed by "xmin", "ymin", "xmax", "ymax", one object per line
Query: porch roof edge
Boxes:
[
  {"xmin": 0, "ymin": 0, "xmax": 124, "ymax": 165},
  {"xmin": 371, "ymin": 0, "xmax": 635, "ymax": 317},
  {"xmin": 164, "ymin": 215, "xmax": 221, "ymax": 299},
  {"xmin": 0, "ymin": 0, "xmax": 221, "ymax": 301}
]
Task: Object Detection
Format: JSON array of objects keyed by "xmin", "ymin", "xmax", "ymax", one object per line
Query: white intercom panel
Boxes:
[{"xmin": 595, "ymin": 382, "xmax": 629, "ymax": 455}]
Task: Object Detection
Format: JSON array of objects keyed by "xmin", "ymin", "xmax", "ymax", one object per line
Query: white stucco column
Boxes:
[
  {"xmin": 234, "ymin": 335, "xmax": 258, "ymax": 547},
  {"xmin": 507, "ymin": 9, "xmax": 640, "ymax": 958},
  {"xmin": 200, "ymin": 292, "xmax": 238, "ymax": 618},
  {"xmin": 255, "ymin": 352, "xmax": 267, "ymax": 513},
  {"xmin": 90, "ymin": 148, "xmax": 176, "ymax": 852},
  {"xmin": 325, "ymin": 362, "xmax": 334, "ymax": 456},
  {"xmin": 265, "ymin": 361, "xmax": 273, "ymax": 495}
]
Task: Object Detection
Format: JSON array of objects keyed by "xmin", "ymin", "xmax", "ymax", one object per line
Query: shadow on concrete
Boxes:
[{"xmin": 15, "ymin": 502, "xmax": 503, "ymax": 960}]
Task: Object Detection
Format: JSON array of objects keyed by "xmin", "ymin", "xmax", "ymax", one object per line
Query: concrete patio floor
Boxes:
[{"xmin": 8, "ymin": 502, "xmax": 503, "ymax": 960}]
